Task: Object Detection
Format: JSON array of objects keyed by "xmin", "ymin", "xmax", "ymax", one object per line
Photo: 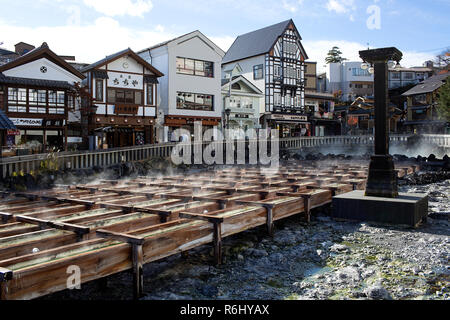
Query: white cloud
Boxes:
[
  {"xmin": 209, "ymin": 36, "xmax": 236, "ymax": 52},
  {"xmin": 0, "ymin": 17, "xmax": 175, "ymax": 63},
  {"xmin": 282, "ymin": 0, "xmax": 304, "ymax": 13},
  {"xmin": 83, "ymin": 0, "xmax": 153, "ymax": 17},
  {"xmin": 326, "ymin": 0, "xmax": 355, "ymax": 14},
  {"xmin": 0, "ymin": 18, "xmax": 237, "ymax": 63}
]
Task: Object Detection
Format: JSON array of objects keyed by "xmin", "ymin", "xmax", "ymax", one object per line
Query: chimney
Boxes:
[{"xmin": 14, "ymin": 42, "xmax": 36, "ymax": 56}]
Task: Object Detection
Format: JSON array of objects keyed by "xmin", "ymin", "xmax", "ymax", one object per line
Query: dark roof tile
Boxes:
[{"xmin": 223, "ymin": 19, "xmax": 307, "ymax": 64}]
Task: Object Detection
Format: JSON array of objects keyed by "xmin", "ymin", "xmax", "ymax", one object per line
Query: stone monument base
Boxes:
[{"xmin": 332, "ymin": 190, "xmax": 428, "ymax": 227}]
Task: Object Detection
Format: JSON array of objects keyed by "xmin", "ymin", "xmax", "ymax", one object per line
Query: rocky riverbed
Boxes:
[{"xmin": 42, "ymin": 178, "xmax": 449, "ymax": 301}]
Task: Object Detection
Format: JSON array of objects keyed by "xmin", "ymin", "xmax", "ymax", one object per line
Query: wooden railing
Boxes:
[{"xmin": 1, "ymin": 134, "xmax": 449, "ymax": 179}]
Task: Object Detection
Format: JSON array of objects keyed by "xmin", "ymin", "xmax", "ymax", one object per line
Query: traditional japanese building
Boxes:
[
  {"xmin": 80, "ymin": 48, "xmax": 163, "ymax": 149},
  {"xmin": 222, "ymin": 19, "xmax": 309, "ymax": 138},
  {"xmin": 401, "ymin": 73, "xmax": 449, "ymax": 134},
  {"xmin": 138, "ymin": 31, "xmax": 225, "ymax": 142},
  {"xmin": 0, "ymin": 42, "xmax": 85, "ymax": 154}
]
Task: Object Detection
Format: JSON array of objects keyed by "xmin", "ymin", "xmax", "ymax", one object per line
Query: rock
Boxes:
[
  {"xmin": 337, "ymin": 267, "xmax": 360, "ymax": 282},
  {"xmin": 186, "ymin": 265, "xmax": 210, "ymax": 278},
  {"xmin": 245, "ymin": 248, "xmax": 268, "ymax": 257},
  {"xmin": 237, "ymin": 254, "xmax": 244, "ymax": 260},
  {"xmin": 365, "ymin": 284, "xmax": 393, "ymax": 300},
  {"xmin": 200, "ymin": 284, "xmax": 218, "ymax": 297},
  {"xmin": 330, "ymin": 244, "xmax": 350, "ymax": 253}
]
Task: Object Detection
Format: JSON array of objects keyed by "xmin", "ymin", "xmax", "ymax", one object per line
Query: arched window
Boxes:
[{"xmin": 231, "ymin": 83, "xmax": 241, "ymax": 90}]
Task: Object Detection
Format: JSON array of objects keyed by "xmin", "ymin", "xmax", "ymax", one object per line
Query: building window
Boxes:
[
  {"xmin": 68, "ymin": 95, "xmax": 75, "ymax": 111},
  {"xmin": 391, "ymin": 72, "xmax": 401, "ymax": 80},
  {"xmin": 352, "ymin": 68, "xmax": 371, "ymax": 77},
  {"xmin": 147, "ymin": 83, "xmax": 154, "ymax": 105},
  {"xmin": 253, "ymin": 64, "xmax": 263, "ymax": 80},
  {"xmin": 134, "ymin": 91, "xmax": 142, "ymax": 105},
  {"xmin": 108, "ymin": 89, "xmax": 142, "ymax": 105},
  {"xmin": 8, "ymin": 88, "xmax": 18, "ymax": 102},
  {"xmin": 176, "ymin": 57, "xmax": 214, "ymax": 77},
  {"xmin": 48, "ymin": 90, "xmax": 57, "ymax": 106},
  {"xmin": 95, "ymin": 79, "xmax": 103, "ymax": 101},
  {"xmin": 231, "ymin": 83, "xmax": 241, "ymax": 90},
  {"xmin": 274, "ymin": 66, "xmax": 281, "ymax": 77},
  {"xmin": 176, "ymin": 92, "xmax": 214, "ymax": 111},
  {"xmin": 274, "ymin": 93, "xmax": 281, "ymax": 106},
  {"xmin": 404, "ymin": 72, "xmax": 414, "ymax": 80}
]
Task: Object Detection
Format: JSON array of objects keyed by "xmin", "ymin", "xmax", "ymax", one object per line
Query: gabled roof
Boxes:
[
  {"xmin": 402, "ymin": 73, "xmax": 449, "ymax": 96},
  {"xmin": 221, "ymin": 75, "xmax": 263, "ymax": 94},
  {"xmin": 0, "ymin": 109, "xmax": 16, "ymax": 130},
  {"xmin": 0, "ymin": 42, "xmax": 85, "ymax": 80},
  {"xmin": 138, "ymin": 30, "xmax": 225, "ymax": 58},
  {"xmin": 81, "ymin": 48, "xmax": 164, "ymax": 77},
  {"xmin": 222, "ymin": 19, "xmax": 308, "ymax": 64}
]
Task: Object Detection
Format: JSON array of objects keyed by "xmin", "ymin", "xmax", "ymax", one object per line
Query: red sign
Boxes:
[{"xmin": 7, "ymin": 130, "xmax": 20, "ymax": 136}]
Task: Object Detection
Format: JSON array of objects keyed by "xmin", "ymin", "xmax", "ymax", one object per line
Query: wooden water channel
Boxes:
[{"xmin": 0, "ymin": 162, "xmax": 420, "ymax": 300}]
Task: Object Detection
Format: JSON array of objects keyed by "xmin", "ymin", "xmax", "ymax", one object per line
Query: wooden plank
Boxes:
[
  {"xmin": 96, "ymin": 229, "xmax": 145, "ymax": 246},
  {"xmin": 132, "ymin": 244, "xmax": 144, "ymax": 299}
]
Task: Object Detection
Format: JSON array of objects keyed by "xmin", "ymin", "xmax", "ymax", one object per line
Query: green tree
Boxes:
[
  {"xmin": 437, "ymin": 79, "xmax": 450, "ymax": 121},
  {"xmin": 325, "ymin": 46, "xmax": 347, "ymax": 64}
]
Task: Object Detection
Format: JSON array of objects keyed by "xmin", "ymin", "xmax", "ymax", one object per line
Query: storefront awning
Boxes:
[
  {"xmin": 0, "ymin": 109, "xmax": 17, "ymax": 130},
  {"xmin": 273, "ymin": 120, "xmax": 310, "ymax": 125}
]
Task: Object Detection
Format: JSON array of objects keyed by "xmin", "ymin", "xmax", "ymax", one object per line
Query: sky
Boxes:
[{"xmin": 0, "ymin": 0, "xmax": 449, "ymax": 72}]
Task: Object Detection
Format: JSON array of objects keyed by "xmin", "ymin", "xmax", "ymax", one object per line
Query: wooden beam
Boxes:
[
  {"xmin": 132, "ymin": 243, "xmax": 144, "ymax": 300},
  {"xmin": 301, "ymin": 194, "xmax": 312, "ymax": 223},
  {"xmin": 0, "ymin": 212, "xmax": 13, "ymax": 224},
  {"xmin": 96, "ymin": 229, "xmax": 145, "ymax": 246},
  {"xmin": 178, "ymin": 212, "xmax": 224, "ymax": 224},
  {"xmin": 213, "ymin": 222, "xmax": 222, "ymax": 265}
]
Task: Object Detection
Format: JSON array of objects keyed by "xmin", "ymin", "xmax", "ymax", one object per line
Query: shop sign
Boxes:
[
  {"xmin": 269, "ymin": 114, "xmax": 308, "ymax": 122},
  {"xmin": 108, "ymin": 72, "xmax": 142, "ymax": 89},
  {"xmin": 7, "ymin": 129, "xmax": 20, "ymax": 135},
  {"xmin": 67, "ymin": 137, "xmax": 82, "ymax": 143},
  {"xmin": 10, "ymin": 118, "xmax": 43, "ymax": 126}
]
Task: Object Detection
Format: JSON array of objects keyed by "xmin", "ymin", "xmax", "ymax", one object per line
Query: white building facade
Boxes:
[
  {"xmin": 326, "ymin": 61, "xmax": 374, "ymax": 102},
  {"xmin": 327, "ymin": 61, "xmax": 434, "ymax": 101},
  {"xmin": 139, "ymin": 31, "xmax": 225, "ymax": 142}
]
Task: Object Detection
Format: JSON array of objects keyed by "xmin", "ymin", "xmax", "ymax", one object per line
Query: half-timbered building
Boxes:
[
  {"xmin": 81, "ymin": 49, "xmax": 163, "ymax": 149},
  {"xmin": 0, "ymin": 42, "xmax": 85, "ymax": 154},
  {"xmin": 222, "ymin": 19, "xmax": 309, "ymax": 137}
]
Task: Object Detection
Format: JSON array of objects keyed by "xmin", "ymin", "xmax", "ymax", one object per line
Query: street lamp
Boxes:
[{"xmin": 225, "ymin": 108, "xmax": 231, "ymax": 130}]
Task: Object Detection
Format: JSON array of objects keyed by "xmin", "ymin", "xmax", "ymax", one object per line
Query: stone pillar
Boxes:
[{"xmin": 359, "ymin": 47, "xmax": 403, "ymax": 198}]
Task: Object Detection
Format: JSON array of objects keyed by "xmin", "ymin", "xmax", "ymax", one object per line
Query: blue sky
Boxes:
[{"xmin": 0, "ymin": 0, "xmax": 448, "ymax": 71}]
